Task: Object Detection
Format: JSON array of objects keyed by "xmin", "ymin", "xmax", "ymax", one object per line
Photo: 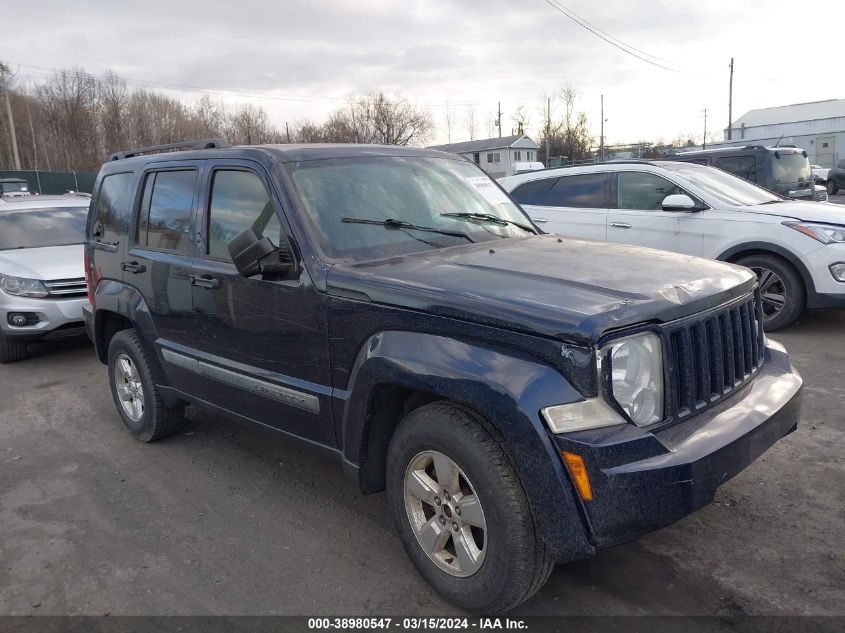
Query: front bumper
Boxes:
[
  {"xmin": 554, "ymin": 340, "xmax": 802, "ymax": 549},
  {"xmin": 0, "ymin": 295, "xmax": 88, "ymax": 341},
  {"xmin": 804, "ymin": 242, "xmax": 845, "ymax": 308}
]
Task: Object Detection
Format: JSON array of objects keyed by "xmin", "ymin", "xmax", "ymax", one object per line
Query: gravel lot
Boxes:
[{"xmin": 1, "ymin": 310, "xmax": 843, "ymax": 618}]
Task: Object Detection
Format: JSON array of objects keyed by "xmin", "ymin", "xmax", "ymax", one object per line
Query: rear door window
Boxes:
[
  {"xmin": 544, "ymin": 173, "xmax": 610, "ymax": 208},
  {"xmin": 137, "ymin": 170, "xmax": 198, "ymax": 253},
  {"xmin": 716, "ymin": 156, "xmax": 757, "ymax": 182}
]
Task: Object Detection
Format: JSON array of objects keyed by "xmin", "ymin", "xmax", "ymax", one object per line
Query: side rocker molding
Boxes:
[{"xmin": 342, "ymin": 330, "xmax": 596, "ymax": 562}]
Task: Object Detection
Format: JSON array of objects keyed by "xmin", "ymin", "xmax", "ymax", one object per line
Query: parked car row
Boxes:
[
  {"xmin": 0, "ymin": 139, "xmax": 813, "ymax": 614},
  {"xmin": 500, "ymin": 157, "xmax": 845, "ymax": 329},
  {"xmin": 0, "ymin": 194, "xmax": 89, "ymax": 362},
  {"xmin": 826, "ymin": 159, "xmax": 845, "ymax": 195}
]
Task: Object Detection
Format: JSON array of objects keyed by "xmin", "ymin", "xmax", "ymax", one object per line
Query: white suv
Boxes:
[
  {"xmin": 0, "ymin": 194, "xmax": 90, "ymax": 362},
  {"xmin": 500, "ymin": 161, "xmax": 845, "ymax": 329}
]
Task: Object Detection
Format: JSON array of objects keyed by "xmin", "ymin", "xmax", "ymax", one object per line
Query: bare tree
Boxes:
[
  {"xmin": 99, "ymin": 70, "xmax": 129, "ymax": 156},
  {"xmin": 484, "ymin": 111, "xmax": 497, "ymax": 139},
  {"xmin": 511, "ymin": 103, "xmax": 530, "ymax": 136},
  {"xmin": 0, "ymin": 66, "xmax": 434, "ymax": 172},
  {"xmin": 463, "ymin": 105, "xmax": 477, "ymax": 141},
  {"xmin": 442, "ymin": 101, "xmax": 456, "ymax": 144},
  {"xmin": 297, "ymin": 92, "xmax": 433, "ymax": 146},
  {"xmin": 535, "ymin": 83, "xmax": 593, "ymax": 164}
]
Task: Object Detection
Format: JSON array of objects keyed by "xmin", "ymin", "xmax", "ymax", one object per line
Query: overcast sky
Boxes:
[{"xmin": 7, "ymin": 0, "xmax": 844, "ymax": 147}]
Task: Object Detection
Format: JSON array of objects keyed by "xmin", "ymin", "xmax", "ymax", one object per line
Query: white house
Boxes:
[
  {"xmin": 716, "ymin": 99, "xmax": 845, "ymax": 168},
  {"xmin": 428, "ymin": 134, "xmax": 541, "ymax": 179}
]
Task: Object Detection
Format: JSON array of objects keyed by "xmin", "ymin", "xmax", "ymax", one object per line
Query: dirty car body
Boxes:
[{"xmin": 84, "ymin": 142, "xmax": 802, "ymax": 611}]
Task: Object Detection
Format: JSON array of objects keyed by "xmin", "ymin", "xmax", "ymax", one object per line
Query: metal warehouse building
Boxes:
[{"xmin": 716, "ymin": 99, "xmax": 845, "ymax": 168}]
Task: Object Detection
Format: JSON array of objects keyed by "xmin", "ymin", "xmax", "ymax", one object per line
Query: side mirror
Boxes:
[
  {"xmin": 662, "ymin": 194, "xmax": 697, "ymax": 211},
  {"xmin": 227, "ymin": 228, "xmax": 295, "ymax": 279}
]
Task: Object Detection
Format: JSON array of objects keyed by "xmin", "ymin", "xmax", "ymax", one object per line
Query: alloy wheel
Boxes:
[
  {"xmin": 403, "ymin": 450, "xmax": 487, "ymax": 577},
  {"xmin": 114, "ymin": 353, "xmax": 145, "ymax": 423},
  {"xmin": 751, "ymin": 266, "xmax": 786, "ymax": 321}
]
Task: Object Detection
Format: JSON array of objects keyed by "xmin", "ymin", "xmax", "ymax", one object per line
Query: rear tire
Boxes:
[
  {"xmin": 107, "ymin": 329, "xmax": 185, "ymax": 442},
  {"xmin": 386, "ymin": 401, "xmax": 554, "ymax": 613},
  {"xmin": 0, "ymin": 334, "xmax": 28, "ymax": 363},
  {"xmin": 736, "ymin": 254, "xmax": 805, "ymax": 331}
]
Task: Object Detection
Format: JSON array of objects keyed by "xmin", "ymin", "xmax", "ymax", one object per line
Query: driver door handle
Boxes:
[
  {"xmin": 610, "ymin": 222, "xmax": 632, "ymax": 229},
  {"xmin": 189, "ymin": 274, "xmax": 222, "ymax": 289},
  {"xmin": 121, "ymin": 261, "xmax": 146, "ymax": 274}
]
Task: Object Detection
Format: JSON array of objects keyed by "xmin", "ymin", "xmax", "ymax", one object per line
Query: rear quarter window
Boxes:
[
  {"xmin": 91, "ymin": 172, "xmax": 134, "ymax": 244},
  {"xmin": 510, "ymin": 178, "xmax": 554, "ymax": 205}
]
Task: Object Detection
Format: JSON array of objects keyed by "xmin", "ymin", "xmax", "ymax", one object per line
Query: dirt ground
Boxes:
[{"xmin": 0, "ymin": 311, "xmax": 843, "ymax": 618}]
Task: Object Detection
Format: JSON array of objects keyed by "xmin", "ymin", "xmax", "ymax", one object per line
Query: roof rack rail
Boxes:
[{"xmin": 108, "ymin": 138, "xmax": 231, "ymax": 161}]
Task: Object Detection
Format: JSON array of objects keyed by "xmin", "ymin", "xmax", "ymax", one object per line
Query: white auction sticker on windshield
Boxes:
[{"xmin": 465, "ymin": 176, "xmax": 511, "ymax": 206}]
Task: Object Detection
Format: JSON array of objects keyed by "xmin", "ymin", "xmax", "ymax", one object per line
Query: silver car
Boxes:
[{"xmin": 0, "ymin": 194, "xmax": 90, "ymax": 362}]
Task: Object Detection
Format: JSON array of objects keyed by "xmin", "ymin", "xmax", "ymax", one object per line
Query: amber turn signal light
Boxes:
[{"xmin": 562, "ymin": 451, "xmax": 593, "ymax": 501}]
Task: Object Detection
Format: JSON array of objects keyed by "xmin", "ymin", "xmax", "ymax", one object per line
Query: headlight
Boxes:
[
  {"xmin": 785, "ymin": 222, "xmax": 845, "ymax": 244},
  {"xmin": 600, "ymin": 332, "xmax": 663, "ymax": 426},
  {"xmin": 0, "ymin": 274, "xmax": 49, "ymax": 298}
]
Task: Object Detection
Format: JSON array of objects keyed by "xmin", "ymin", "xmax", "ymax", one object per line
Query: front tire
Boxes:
[
  {"xmin": 737, "ymin": 254, "xmax": 805, "ymax": 331},
  {"xmin": 107, "ymin": 329, "xmax": 185, "ymax": 442},
  {"xmin": 386, "ymin": 402, "xmax": 554, "ymax": 613},
  {"xmin": 0, "ymin": 334, "xmax": 28, "ymax": 363},
  {"xmin": 828, "ymin": 179, "xmax": 839, "ymax": 195}
]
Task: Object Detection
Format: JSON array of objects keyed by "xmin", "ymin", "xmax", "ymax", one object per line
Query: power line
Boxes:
[
  {"xmin": 13, "ymin": 62, "xmax": 479, "ymax": 108},
  {"xmin": 547, "ymin": 0, "xmax": 673, "ymax": 64},
  {"xmin": 543, "ymin": 0, "xmax": 682, "ymax": 73}
]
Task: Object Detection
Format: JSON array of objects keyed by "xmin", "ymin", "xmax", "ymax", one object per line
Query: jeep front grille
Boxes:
[
  {"xmin": 43, "ymin": 277, "xmax": 88, "ymax": 298},
  {"xmin": 666, "ymin": 290, "xmax": 765, "ymax": 420}
]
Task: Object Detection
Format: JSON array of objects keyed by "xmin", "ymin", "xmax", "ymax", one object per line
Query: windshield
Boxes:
[
  {"xmin": 0, "ymin": 207, "xmax": 88, "ymax": 250},
  {"xmin": 771, "ymin": 151, "xmax": 812, "ymax": 187},
  {"xmin": 1, "ymin": 182, "xmax": 28, "ymax": 193},
  {"xmin": 663, "ymin": 164, "xmax": 781, "ymax": 206},
  {"xmin": 287, "ymin": 156, "xmax": 532, "ymax": 261}
]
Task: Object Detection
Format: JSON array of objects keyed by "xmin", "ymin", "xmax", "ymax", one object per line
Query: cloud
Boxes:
[{"xmin": 7, "ymin": 0, "xmax": 845, "ymax": 145}]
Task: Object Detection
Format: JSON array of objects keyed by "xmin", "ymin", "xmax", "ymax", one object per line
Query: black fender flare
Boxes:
[
  {"xmin": 341, "ymin": 330, "xmax": 595, "ymax": 562},
  {"xmin": 92, "ymin": 279, "xmax": 172, "ymax": 396}
]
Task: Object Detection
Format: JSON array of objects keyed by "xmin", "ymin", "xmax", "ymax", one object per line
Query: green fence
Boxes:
[{"xmin": 0, "ymin": 170, "xmax": 97, "ymax": 195}]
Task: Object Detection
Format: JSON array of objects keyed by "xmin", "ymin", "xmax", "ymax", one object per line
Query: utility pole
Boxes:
[
  {"xmin": 497, "ymin": 102, "xmax": 502, "ymax": 138},
  {"xmin": 545, "ymin": 96, "xmax": 550, "ymax": 167},
  {"xmin": 703, "ymin": 107, "xmax": 709, "ymax": 150},
  {"xmin": 600, "ymin": 94, "xmax": 604, "ymax": 162},
  {"xmin": 0, "ymin": 63, "xmax": 21, "ymax": 171},
  {"xmin": 727, "ymin": 58, "xmax": 734, "ymax": 140},
  {"xmin": 26, "ymin": 100, "xmax": 41, "ymax": 193},
  {"xmin": 285, "ymin": 121, "xmax": 291, "ymax": 143}
]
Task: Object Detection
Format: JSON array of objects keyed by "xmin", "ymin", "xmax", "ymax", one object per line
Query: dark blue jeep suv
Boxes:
[{"xmin": 83, "ymin": 139, "xmax": 803, "ymax": 612}]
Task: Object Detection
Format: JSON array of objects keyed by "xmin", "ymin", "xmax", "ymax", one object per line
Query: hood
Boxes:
[
  {"xmin": 739, "ymin": 200, "xmax": 845, "ymax": 224},
  {"xmin": 327, "ymin": 235, "xmax": 756, "ymax": 343},
  {"xmin": 0, "ymin": 244, "xmax": 84, "ymax": 280}
]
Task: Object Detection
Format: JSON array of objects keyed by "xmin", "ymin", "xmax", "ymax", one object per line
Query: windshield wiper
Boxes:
[
  {"xmin": 758, "ymin": 200, "xmax": 784, "ymax": 205},
  {"xmin": 341, "ymin": 217, "xmax": 474, "ymax": 243},
  {"xmin": 440, "ymin": 212, "xmax": 537, "ymax": 234}
]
